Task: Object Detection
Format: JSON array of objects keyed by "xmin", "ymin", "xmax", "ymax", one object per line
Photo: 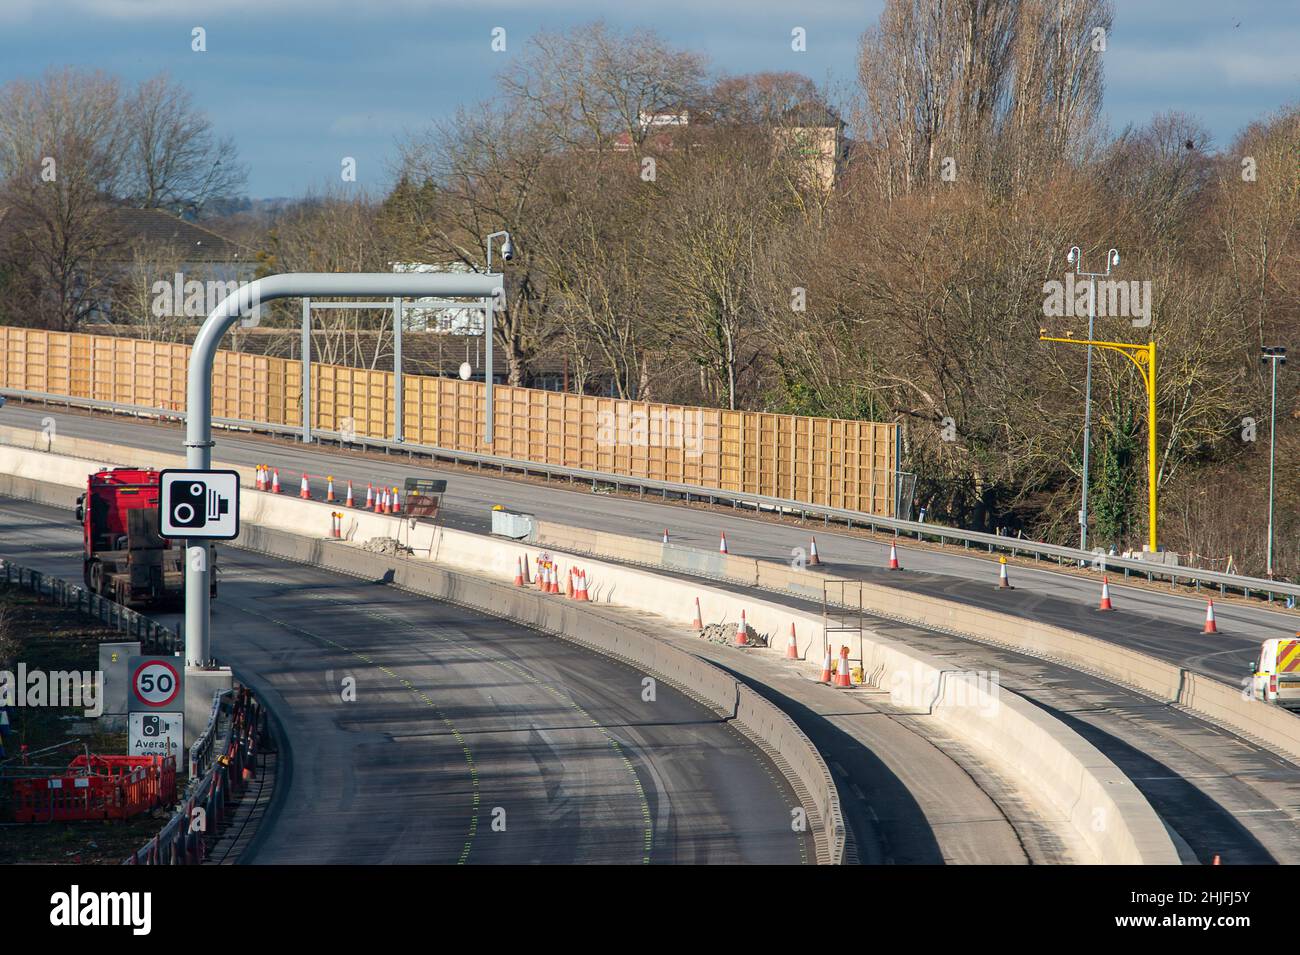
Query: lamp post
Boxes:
[
  {"xmin": 1262, "ymin": 346, "xmax": 1288, "ymax": 578},
  {"xmin": 483, "ymin": 231, "xmax": 513, "ymax": 446},
  {"xmin": 1066, "ymin": 246, "xmax": 1120, "ymax": 551},
  {"xmin": 1041, "ymin": 331, "xmax": 1157, "ymax": 553}
]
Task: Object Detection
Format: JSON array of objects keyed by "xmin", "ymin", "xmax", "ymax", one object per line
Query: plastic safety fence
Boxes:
[
  {"xmin": 0, "ymin": 325, "xmax": 898, "ymax": 516},
  {"xmin": 0, "ymin": 559, "xmax": 180, "ymax": 654},
  {"xmin": 9, "ymin": 755, "xmax": 176, "ymax": 823},
  {"xmin": 123, "ymin": 686, "xmax": 265, "ymax": 866}
]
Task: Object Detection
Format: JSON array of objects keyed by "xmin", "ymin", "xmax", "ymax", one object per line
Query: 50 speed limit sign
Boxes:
[{"xmin": 127, "ymin": 656, "xmax": 185, "ymax": 712}]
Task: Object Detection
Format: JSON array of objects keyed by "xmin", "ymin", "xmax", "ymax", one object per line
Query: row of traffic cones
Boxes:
[{"xmin": 513, "ymin": 556, "xmax": 591, "ymax": 601}]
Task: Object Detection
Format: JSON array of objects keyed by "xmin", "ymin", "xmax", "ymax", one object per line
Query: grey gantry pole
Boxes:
[
  {"xmin": 184, "ymin": 272, "xmax": 502, "ymax": 666},
  {"xmin": 393, "ymin": 297, "xmax": 404, "ymax": 443},
  {"xmin": 301, "ymin": 298, "xmax": 312, "ymax": 444}
]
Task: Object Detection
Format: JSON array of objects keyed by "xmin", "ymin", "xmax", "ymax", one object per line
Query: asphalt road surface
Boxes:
[{"xmin": 0, "ymin": 496, "xmax": 811, "ymax": 864}]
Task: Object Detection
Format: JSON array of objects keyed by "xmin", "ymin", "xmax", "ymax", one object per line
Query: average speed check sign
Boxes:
[{"xmin": 127, "ymin": 656, "xmax": 185, "ymax": 712}]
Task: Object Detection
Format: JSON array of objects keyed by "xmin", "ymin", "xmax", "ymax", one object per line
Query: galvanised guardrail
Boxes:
[
  {"xmin": 0, "ymin": 558, "xmax": 180, "ymax": 653},
  {"xmin": 6, "ymin": 385, "xmax": 1299, "ymax": 606}
]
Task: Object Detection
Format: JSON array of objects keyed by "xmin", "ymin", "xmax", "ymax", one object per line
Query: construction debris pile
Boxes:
[
  {"xmin": 361, "ymin": 537, "xmax": 413, "ymax": 557},
  {"xmin": 699, "ymin": 621, "xmax": 768, "ymax": 648}
]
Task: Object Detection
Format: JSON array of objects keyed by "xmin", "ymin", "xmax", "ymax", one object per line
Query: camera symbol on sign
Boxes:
[
  {"xmin": 170, "ymin": 481, "xmax": 230, "ymax": 529},
  {"xmin": 141, "ymin": 715, "xmax": 171, "ymax": 738}
]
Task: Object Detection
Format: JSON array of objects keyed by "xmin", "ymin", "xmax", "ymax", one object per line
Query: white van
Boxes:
[{"xmin": 1249, "ymin": 637, "xmax": 1300, "ymax": 709}]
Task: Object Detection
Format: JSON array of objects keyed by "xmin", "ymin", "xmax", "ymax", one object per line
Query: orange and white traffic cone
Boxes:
[
  {"xmin": 836, "ymin": 647, "xmax": 852, "ymax": 688},
  {"xmin": 1212, "ymin": 854, "xmax": 1221, "ymax": 865},
  {"xmin": 391, "ymin": 487, "xmax": 401, "ymax": 513},
  {"xmin": 735, "ymin": 610, "xmax": 749, "ymax": 647},
  {"xmin": 809, "ymin": 537, "xmax": 820, "ymax": 566},
  {"xmin": 996, "ymin": 557, "xmax": 1013, "ymax": 590},
  {"xmin": 719, "ymin": 532, "xmax": 729, "ymax": 555},
  {"xmin": 1202, "ymin": 599, "xmax": 1218, "ymax": 634},
  {"xmin": 819, "ymin": 645, "xmax": 834, "ymax": 683},
  {"xmin": 662, "ymin": 528, "xmax": 669, "ymax": 544},
  {"xmin": 365, "ymin": 482, "xmax": 374, "ymax": 510},
  {"xmin": 271, "ymin": 468, "xmax": 282, "ymax": 494},
  {"xmin": 332, "ymin": 512, "xmax": 343, "ymax": 539},
  {"xmin": 786, "ymin": 623, "xmax": 799, "ymax": 660},
  {"xmin": 255, "ymin": 465, "xmax": 265, "ymax": 491},
  {"xmin": 345, "ymin": 480, "xmax": 355, "ymax": 508},
  {"xmin": 576, "ymin": 569, "xmax": 589, "ymax": 602},
  {"xmin": 1098, "ymin": 576, "xmax": 1114, "ymax": 611},
  {"xmin": 299, "ymin": 473, "xmax": 311, "ymax": 499},
  {"xmin": 536, "ymin": 561, "xmax": 547, "ymax": 592},
  {"xmin": 377, "ymin": 488, "xmax": 387, "ymax": 514},
  {"xmin": 888, "ymin": 541, "xmax": 900, "ymax": 570},
  {"xmin": 550, "ymin": 565, "xmax": 560, "ymax": 595},
  {"xmin": 692, "ymin": 597, "xmax": 703, "ymax": 631},
  {"xmin": 326, "ymin": 475, "xmax": 337, "ymax": 502},
  {"xmin": 514, "ymin": 557, "xmax": 524, "ymax": 587}
]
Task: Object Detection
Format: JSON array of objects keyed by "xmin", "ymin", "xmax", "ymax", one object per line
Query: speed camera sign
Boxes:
[
  {"xmin": 158, "ymin": 468, "xmax": 240, "ymax": 539},
  {"xmin": 127, "ymin": 656, "xmax": 185, "ymax": 712}
]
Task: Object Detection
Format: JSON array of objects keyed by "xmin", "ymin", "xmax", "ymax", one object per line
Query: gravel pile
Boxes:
[
  {"xmin": 361, "ymin": 537, "xmax": 414, "ymax": 556},
  {"xmin": 698, "ymin": 621, "xmax": 768, "ymax": 648}
]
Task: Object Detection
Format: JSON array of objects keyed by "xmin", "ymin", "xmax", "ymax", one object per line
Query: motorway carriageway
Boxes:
[
  {"xmin": 3, "ymin": 402, "xmax": 1295, "ymax": 688},
  {"xmin": 0, "ymin": 497, "xmax": 811, "ymax": 864}
]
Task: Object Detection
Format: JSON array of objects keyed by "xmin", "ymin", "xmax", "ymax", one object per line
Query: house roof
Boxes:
[{"xmin": 108, "ymin": 207, "xmax": 251, "ymax": 263}]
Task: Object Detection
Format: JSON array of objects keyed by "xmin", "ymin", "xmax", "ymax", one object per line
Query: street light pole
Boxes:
[
  {"xmin": 1262, "ymin": 346, "xmax": 1288, "ymax": 578},
  {"xmin": 1067, "ymin": 246, "xmax": 1120, "ymax": 552}
]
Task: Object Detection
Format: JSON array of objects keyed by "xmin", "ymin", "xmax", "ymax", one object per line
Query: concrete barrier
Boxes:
[{"xmin": 530, "ymin": 519, "xmax": 1300, "ymax": 765}]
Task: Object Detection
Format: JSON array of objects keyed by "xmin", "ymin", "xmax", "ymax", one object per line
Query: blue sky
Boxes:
[{"xmin": 3, "ymin": 0, "xmax": 1297, "ymax": 198}]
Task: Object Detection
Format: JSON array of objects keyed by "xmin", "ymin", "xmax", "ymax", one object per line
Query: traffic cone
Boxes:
[
  {"xmin": 271, "ymin": 468, "xmax": 282, "ymax": 494},
  {"xmin": 662, "ymin": 528, "xmax": 669, "ymax": 544},
  {"xmin": 809, "ymin": 537, "xmax": 820, "ymax": 565},
  {"xmin": 836, "ymin": 647, "xmax": 852, "ymax": 688},
  {"xmin": 819, "ymin": 644, "xmax": 833, "ymax": 683},
  {"xmin": 1202, "ymin": 599, "xmax": 1218, "ymax": 634},
  {"xmin": 535, "ymin": 561, "xmax": 546, "ymax": 591},
  {"xmin": 299, "ymin": 473, "xmax": 311, "ymax": 499},
  {"xmin": 786, "ymin": 623, "xmax": 799, "ymax": 660},
  {"xmin": 692, "ymin": 597, "xmax": 703, "ymax": 631},
  {"xmin": 514, "ymin": 557, "xmax": 524, "ymax": 587},
  {"xmin": 326, "ymin": 475, "xmax": 337, "ymax": 502},
  {"xmin": 719, "ymin": 532, "xmax": 729, "ymax": 555},
  {"xmin": 997, "ymin": 557, "xmax": 1013, "ymax": 590},
  {"xmin": 735, "ymin": 610, "xmax": 749, "ymax": 647},
  {"xmin": 1212, "ymin": 854, "xmax": 1221, "ymax": 865},
  {"xmin": 255, "ymin": 465, "xmax": 265, "ymax": 491},
  {"xmin": 377, "ymin": 488, "xmax": 387, "ymax": 514},
  {"xmin": 549, "ymin": 565, "xmax": 560, "ymax": 594},
  {"xmin": 888, "ymin": 541, "xmax": 900, "ymax": 570},
  {"xmin": 366, "ymin": 482, "xmax": 374, "ymax": 510},
  {"xmin": 391, "ymin": 487, "xmax": 401, "ymax": 513},
  {"xmin": 575, "ymin": 569, "xmax": 589, "ymax": 602},
  {"xmin": 1098, "ymin": 576, "xmax": 1114, "ymax": 611},
  {"xmin": 345, "ymin": 480, "xmax": 355, "ymax": 508}
]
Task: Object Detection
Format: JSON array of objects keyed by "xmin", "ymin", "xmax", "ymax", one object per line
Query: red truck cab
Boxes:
[{"xmin": 74, "ymin": 467, "xmax": 216, "ymax": 607}]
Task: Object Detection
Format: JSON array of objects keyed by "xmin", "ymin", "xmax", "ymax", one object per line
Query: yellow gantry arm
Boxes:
[{"xmin": 1039, "ymin": 334, "xmax": 1158, "ymax": 552}]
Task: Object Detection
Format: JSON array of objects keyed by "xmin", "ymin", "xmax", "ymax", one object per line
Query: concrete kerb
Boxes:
[{"xmin": 0, "ymin": 433, "xmax": 1183, "ymax": 863}]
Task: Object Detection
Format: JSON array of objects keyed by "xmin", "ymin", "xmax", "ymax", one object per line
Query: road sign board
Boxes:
[
  {"xmin": 128, "ymin": 711, "xmax": 184, "ymax": 762},
  {"xmin": 127, "ymin": 656, "xmax": 185, "ymax": 712},
  {"xmin": 158, "ymin": 469, "xmax": 240, "ymax": 539}
]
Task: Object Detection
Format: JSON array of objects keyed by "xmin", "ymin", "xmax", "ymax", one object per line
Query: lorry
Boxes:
[
  {"xmin": 1248, "ymin": 636, "xmax": 1300, "ymax": 710},
  {"xmin": 74, "ymin": 467, "xmax": 217, "ymax": 607}
]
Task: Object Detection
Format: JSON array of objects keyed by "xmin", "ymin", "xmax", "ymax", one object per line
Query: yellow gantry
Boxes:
[{"xmin": 1039, "ymin": 332, "xmax": 1158, "ymax": 553}]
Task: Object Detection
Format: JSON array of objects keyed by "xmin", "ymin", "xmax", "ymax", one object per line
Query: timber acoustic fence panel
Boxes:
[{"xmin": 0, "ymin": 327, "xmax": 897, "ymax": 515}]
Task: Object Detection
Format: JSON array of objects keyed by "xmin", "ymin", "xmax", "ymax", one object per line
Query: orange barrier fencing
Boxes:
[{"xmin": 9, "ymin": 754, "xmax": 177, "ymax": 823}]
